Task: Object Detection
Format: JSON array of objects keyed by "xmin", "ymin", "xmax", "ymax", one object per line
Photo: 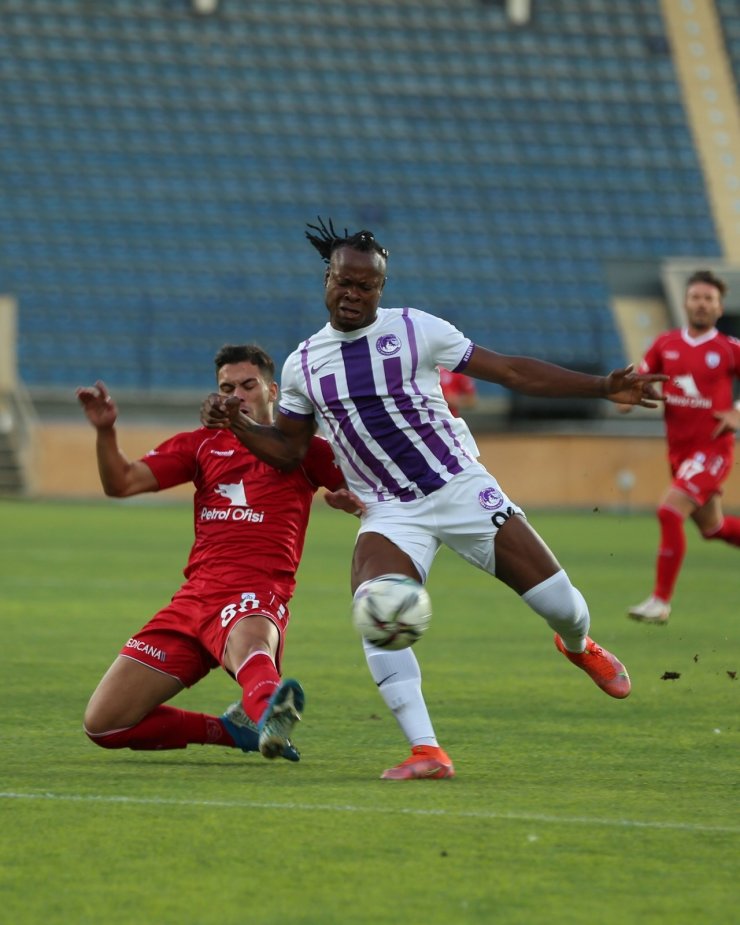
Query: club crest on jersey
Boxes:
[
  {"xmin": 478, "ymin": 486, "xmax": 504, "ymax": 510},
  {"xmin": 376, "ymin": 334, "xmax": 402, "ymax": 356},
  {"xmin": 705, "ymin": 352, "xmax": 720, "ymax": 369}
]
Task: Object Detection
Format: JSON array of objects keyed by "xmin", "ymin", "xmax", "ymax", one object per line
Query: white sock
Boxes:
[
  {"xmin": 522, "ymin": 569, "xmax": 590, "ymax": 652},
  {"xmin": 362, "ymin": 639, "xmax": 438, "ymax": 747}
]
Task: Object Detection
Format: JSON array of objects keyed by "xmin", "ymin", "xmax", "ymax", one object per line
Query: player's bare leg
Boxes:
[
  {"xmin": 83, "ymin": 657, "xmax": 240, "ymax": 749},
  {"xmin": 84, "ymin": 656, "xmax": 183, "ymax": 734},
  {"xmin": 83, "ymin": 654, "xmax": 295, "ymax": 755},
  {"xmin": 693, "ymin": 492, "xmax": 740, "ymax": 546}
]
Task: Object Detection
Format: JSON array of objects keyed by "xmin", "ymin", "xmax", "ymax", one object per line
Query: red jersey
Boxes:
[
  {"xmin": 639, "ymin": 327, "xmax": 740, "ymax": 459},
  {"xmin": 141, "ymin": 429, "xmax": 344, "ymax": 600},
  {"xmin": 440, "ymin": 368, "xmax": 477, "ymax": 417}
]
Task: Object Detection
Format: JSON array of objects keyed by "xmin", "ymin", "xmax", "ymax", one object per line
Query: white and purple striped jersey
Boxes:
[{"xmin": 279, "ymin": 307, "xmax": 480, "ymax": 502}]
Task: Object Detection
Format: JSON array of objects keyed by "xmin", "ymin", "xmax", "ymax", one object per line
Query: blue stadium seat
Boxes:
[{"xmin": 0, "ymin": 0, "xmax": 727, "ymax": 393}]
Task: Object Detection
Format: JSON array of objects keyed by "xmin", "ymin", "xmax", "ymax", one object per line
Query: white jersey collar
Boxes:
[
  {"xmin": 326, "ymin": 308, "xmax": 389, "ymax": 341},
  {"xmin": 681, "ymin": 326, "xmax": 718, "ymax": 347}
]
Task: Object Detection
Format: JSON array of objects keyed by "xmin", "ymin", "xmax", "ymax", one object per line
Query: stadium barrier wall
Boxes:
[{"xmin": 31, "ymin": 422, "xmax": 738, "ymax": 511}]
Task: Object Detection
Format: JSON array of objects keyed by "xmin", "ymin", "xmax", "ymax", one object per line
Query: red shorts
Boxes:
[
  {"xmin": 119, "ymin": 578, "xmax": 290, "ymax": 687},
  {"xmin": 669, "ymin": 447, "xmax": 732, "ymax": 507}
]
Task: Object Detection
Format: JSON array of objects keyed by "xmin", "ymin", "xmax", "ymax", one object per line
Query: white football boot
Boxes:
[{"xmin": 627, "ymin": 595, "xmax": 671, "ymax": 624}]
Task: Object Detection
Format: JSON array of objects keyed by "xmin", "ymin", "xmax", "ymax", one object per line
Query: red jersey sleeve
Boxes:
[
  {"xmin": 299, "ymin": 436, "xmax": 345, "ymax": 491},
  {"xmin": 139, "ymin": 430, "xmax": 201, "ymax": 489},
  {"xmin": 638, "ymin": 333, "xmax": 667, "ymax": 375}
]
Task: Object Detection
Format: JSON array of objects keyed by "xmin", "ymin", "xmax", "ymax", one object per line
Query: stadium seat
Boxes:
[{"xmin": 0, "ymin": 0, "xmax": 726, "ymax": 394}]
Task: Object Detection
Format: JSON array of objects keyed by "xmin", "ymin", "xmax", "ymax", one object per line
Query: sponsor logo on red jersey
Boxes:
[
  {"xmin": 667, "ymin": 374, "xmax": 711, "ymax": 409},
  {"xmin": 200, "ymin": 480, "xmax": 265, "ymax": 523}
]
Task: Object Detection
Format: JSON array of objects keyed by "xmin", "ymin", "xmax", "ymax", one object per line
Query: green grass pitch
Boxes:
[{"xmin": 1, "ymin": 497, "xmax": 737, "ymax": 925}]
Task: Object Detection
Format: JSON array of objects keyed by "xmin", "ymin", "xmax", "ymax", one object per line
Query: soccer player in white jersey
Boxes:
[
  {"xmin": 621, "ymin": 270, "xmax": 740, "ymax": 624},
  {"xmin": 201, "ymin": 219, "xmax": 666, "ymax": 780}
]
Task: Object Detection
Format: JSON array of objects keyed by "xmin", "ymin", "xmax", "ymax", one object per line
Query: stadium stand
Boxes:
[
  {"xmin": 717, "ymin": 0, "xmax": 740, "ymax": 90},
  {"xmin": 0, "ymin": 0, "xmax": 727, "ymax": 397}
]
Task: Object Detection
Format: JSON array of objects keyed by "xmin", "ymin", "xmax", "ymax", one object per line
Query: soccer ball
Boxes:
[{"xmin": 352, "ymin": 574, "xmax": 432, "ymax": 650}]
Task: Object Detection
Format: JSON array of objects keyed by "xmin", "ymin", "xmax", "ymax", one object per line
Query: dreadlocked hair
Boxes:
[{"xmin": 305, "ymin": 216, "xmax": 389, "ymax": 264}]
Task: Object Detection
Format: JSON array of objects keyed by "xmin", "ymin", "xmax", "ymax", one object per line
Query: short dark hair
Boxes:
[
  {"xmin": 686, "ymin": 269, "xmax": 727, "ymax": 298},
  {"xmin": 305, "ymin": 216, "xmax": 389, "ymax": 264},
  {"xmin": 213, "ymin": 344, "xmax": 275, "ymax": 382}
]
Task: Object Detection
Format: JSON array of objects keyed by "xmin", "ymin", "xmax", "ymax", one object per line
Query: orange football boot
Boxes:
[
  {"xmin": 381, "ymin": 745, "xmax": 455, "ymax": 780},
  {"xmin": 554, "ymin": 634, "xmax": 631, "ymax": 699}
]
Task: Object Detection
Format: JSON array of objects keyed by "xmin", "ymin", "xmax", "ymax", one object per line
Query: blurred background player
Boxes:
[
  {"xmin": 623, "ymin": 270, "xmax": 740, "ymax": 624},
  {"xmin": 78, "ymin": 343, "xmax": 363, "ymax": 761},
  {"xmin": 440, "ymin": 368, "xmax": 477, "ymax": 418},
  {"xmin": 201, "ymin": 219, "xmax": 667, "ymax": 780}
]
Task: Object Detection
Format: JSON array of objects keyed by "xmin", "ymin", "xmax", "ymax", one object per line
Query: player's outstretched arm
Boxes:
[
  {"xmin": 200, "ymin": 394, "xmax": 313, "ymax": 471},
  {"xmin": 76, "ymin": 380, "xmax": 158, "ymax": 497},
  {"xmin": 463, "ymin": 348, "xmax": 666, "ymax": 407}
]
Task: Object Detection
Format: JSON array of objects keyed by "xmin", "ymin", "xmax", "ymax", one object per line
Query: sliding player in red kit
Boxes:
[
  {"xmin": 78, "ymin": 344, "xmax": 364, "ymax": 761},
  {"xmin": 623, "ymin": 270, "xmax": 740, "ymax": 623}
]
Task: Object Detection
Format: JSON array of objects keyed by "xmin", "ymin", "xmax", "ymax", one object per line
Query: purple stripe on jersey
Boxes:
[
  {"xmin": 402, "ymin": 307, "xmax": 420, "ymax": 375},
  {"xmin": 320, "ymin": 373, "xmax": 414, "ymax": 501},
  {"xmin": 299, "ymin": 340, "xmax": 388, "ymax": 498},
  {"xmin": 401, "ymin": 307, "xmax": 436, "ymax": 420},
  {"xmin": 384, "ymin": 357, "xmax": 466, "ymax": 478},
  {"xmin": 341, "ymin": 337, "xmax": 447, "ymax": 496},
  {"xmin": 401, "ymin": 310, "xmax": 468, "ymax": 475}
]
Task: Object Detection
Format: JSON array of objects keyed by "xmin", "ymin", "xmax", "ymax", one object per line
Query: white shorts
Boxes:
[{"xmin": 357, "ymin": 462, "xmax": 525, "ymax": 582}]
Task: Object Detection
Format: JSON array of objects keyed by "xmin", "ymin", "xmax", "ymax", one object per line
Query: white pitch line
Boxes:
[{"xmin": 1, "ymin": 791, "xmax": 738, "ymax": 834}]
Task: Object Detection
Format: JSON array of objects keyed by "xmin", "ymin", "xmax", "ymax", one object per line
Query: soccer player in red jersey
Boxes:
[
  {"xmin": 77, "ymin": 344, "xmax": 363, "ymax": 760},
  {"xmin": 625, "ymin": 270, "xmax": 740, "ymax": 623}
]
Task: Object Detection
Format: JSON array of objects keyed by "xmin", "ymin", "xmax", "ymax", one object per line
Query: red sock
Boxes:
[
  {"xmin": 236, "ymin": 652, "xmax": 280, "ymax": 725},
  {"xmin": 86, "ymin": 705, "xmax": 231, "ymax": 750},
  {"xmin": 654, "ymin": 505, "xmax": 686, "ymax": 602},
  {"xmin": 703, "ymin": 515, "xmax": 740, "ymax": 547}
]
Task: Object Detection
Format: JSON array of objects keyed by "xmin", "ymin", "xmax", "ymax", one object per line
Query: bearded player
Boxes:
[
  {"xmin": 78, "ymin": 343, "xmax": 364, "ymax": 761},
  {"xmin": 624, "ymin": 270, "xmax": 740, "ymax": 624}
]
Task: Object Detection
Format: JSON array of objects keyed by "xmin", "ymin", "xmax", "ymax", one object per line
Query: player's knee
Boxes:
[
  {"xmin": 83, "ymin": 701, "xmax": 121, "ymax": 740},
  {"xmin": 83, "ymin": 714, "xmax": 134, "ymax": 748},
  {"xmin": 657, "ymin": 504, "xmax": 684, "ymax": 528},
  {"xmin": 84, "ymin": 727, "xmax": 105, "ymax": 748},
  {"xmin": 83, "ymin": 703, "xmax": 100, "ymax": 735},
  {"xmin": 83, "ymin": 716, "xmax": 110, "ymax": 744},
  {"xmin": 84, "ymin": 724, "xmax": 118, "ymax": 748},
  {"xmin": 699, "ymin": 522, "xmax": 722, "ymax": 541}
]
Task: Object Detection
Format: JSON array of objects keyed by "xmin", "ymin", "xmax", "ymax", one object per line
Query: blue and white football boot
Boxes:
[{"xmin": 221, "ymin": 701, "xmax": 300, "ymax": 762}]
